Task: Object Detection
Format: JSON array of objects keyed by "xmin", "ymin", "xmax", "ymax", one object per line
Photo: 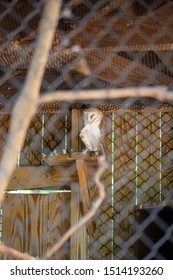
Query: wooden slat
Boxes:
[
  {"xmin": 8, "ymin": 166, "xmax": 77, "ymax": 190},
  {"xmin": 48, "ymin": 192, "xmax": 71, "ymax": 260},
  {"xmin": 8, "ymin": 163, "xmax": 98, "ymax": 191},
  {"xmin": 0, "ymin": 114, "xmax": 10, "ymax": 161},
  {"xmin": 76, "ymin": 160, "xmax": 91, "ymax": 213},
  {"xmin": 137, "ymin": 112, "xmax": 161, "ymax": 206},
  {"xmin": 70, "ymin": 109, "xmax": 87, "ymax": 259},
  {"xmin": 76, "ymin": 159, "xmax": 95, "ymax": 235},
  {"xmin": 20, "ymin": 114, "xmax": 42, "ymax": 166},
  {"xmin": 24, "ymin": 194, "xmax": 49, "ymax": 257},
  {"xmin": 1, "ymin": 194, "xmax": 25, "ymax": 259},
  {"xmin": 161, "ymin": 112, "xmax": 173, "ymax": 203},
  {"xmin": 42, "ymin": 152, "xmax": 99, "ymax": 164},
  {"xmin": 1, "ymin": 192, "xmax": 71, "ymax": 260},
  {"xmin": 70, "ymin": 182, "xmax": 87, "ymax": 259},
  {"xmin": 71, "ymin": 109, "xmax": 84, "ymax": 151}
]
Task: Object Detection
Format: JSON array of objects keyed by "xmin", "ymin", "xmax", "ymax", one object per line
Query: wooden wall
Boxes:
[
  {"xmin": 1, "ymin": 192, "xmax": 71, "ymax": 259},
  {"xmin": 0, "ymin": 107, "xmax": 173, "ymax": 260},
  {"xmin": 0, "ymin": 114, "xmax": 10, "ymax": 161},
  {"xmin": 0, "ymin": 112, "xmax": 72, "ymax": 259},
  {"xmin": 89, "ymin": 108, "xmax": 173, "ymax": 259}
]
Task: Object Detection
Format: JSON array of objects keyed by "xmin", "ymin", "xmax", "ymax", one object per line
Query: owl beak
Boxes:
[{"xmin": 90, "ymin": 114, "xmax": 97, "ymax": 123}]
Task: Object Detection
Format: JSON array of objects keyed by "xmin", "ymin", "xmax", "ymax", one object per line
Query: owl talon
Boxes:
[
  {"xmin": 89, "ymin": 150, "xmax": 95, "ymax": 156},
  {"xmin": 86, "ymin": 150, "xmax": 101, "ymax": 156}
]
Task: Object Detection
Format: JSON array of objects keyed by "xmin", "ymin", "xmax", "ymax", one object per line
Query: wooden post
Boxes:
[
  {"xmin": 70, "ymin": 182, "xmax": 87, "ymax": 259},
  {"xmin": 70, "ymin": 109, "xmax": 88, "ymax": 259},
  {"xmin": 76, "ymin": 159, "xmax": 96, "ymax": 235}
]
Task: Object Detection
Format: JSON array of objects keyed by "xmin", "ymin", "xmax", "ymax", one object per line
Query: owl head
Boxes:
[{"xmin": 83, "ymin": 108, "xmax": 103, "ymax": 125}]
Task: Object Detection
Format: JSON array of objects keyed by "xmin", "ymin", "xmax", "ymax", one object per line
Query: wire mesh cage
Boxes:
[{"xmin": 0, "ymin": 0, "xmax": 173, "ymax": 260}]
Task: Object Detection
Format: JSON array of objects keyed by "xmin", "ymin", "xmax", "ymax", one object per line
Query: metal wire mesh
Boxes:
[{"xmin": 0, "ymin": 0, "xmax": 173, "ymax": 260}]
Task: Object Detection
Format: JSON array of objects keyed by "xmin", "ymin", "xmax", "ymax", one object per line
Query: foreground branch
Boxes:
[
  {"xmin": 39, "ymin": 86, "xmax": 172, "ymax": 103},
  {"xmin": 0, "ymin": 0, "xmax": 61, "ymax": 208},
  {"xmin": 0, "ymin": 244, "xmax": 36, "ymax": 260}
]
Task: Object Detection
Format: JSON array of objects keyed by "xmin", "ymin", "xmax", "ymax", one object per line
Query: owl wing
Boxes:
[
  {"xmin": 79, "ymin": 125, "xmax": 94, "ymax": 150},
  {"xmin": 80, "ymin": 123, "xmax": 104, "ymax": 152}
]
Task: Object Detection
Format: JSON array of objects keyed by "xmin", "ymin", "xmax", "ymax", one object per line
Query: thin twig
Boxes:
[
  {"xmin": 0, "ymin": 243, "xmax": 36, "ymax": 260},
  {"xmin": 43, "ymin": 156, "xmax": 108, "ymax": 259},
  {"xmin": 39, "ymin": 86, "xmax": 171, "ymax": 103}
]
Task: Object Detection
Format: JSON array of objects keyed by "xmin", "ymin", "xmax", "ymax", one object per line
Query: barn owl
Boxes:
[{"xmin": 79, "ymin": 108, "xmax": 105, "ymax": 156}]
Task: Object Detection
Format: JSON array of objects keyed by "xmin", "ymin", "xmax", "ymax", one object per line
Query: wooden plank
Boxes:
[
  {"xmin": 137, "ymin": 111, "xmax": 161, "ymax": 206},
  {"xmin": 0, "ymin": 114, "xmax": 10, "ymax": 161},
  {"xmin": 24, "ymin": 194, "xmax": 49, "ymax": 257},
  {"xmin": 70, "ymin": 182, "xmax": 87, "ymax": 259},
  {"xmin": 71, "ymin": 108, "xmax": 78, "ymax": 147},
  {"xmin": 48, "ymin": 192, "xmax": 71, "ymax": 260},
  {"xmin": 42, "ymin": 152, "xmax": 99, "ymax": 165},
  {"xmin": 1, "ymin": 194, "xmax": 25, "ymax": 259},
  {"xmin": 8, "ymin": 164, "xmax": 98, "ymax": 191},
  {"xmin": 8, "ymin": 166, "xmax": 78, "ymax": 190},
  {"xmin": 161, "ymin": 112, "xmax": 173, "ymax": 203},
  {"xmin": 1, "ymin": 192, "xmax": 71, "ymax": 260},
  {"xmin": 71, "ymin": 109, "xmax": 84, "ymax": 151},
  {"xmin": 20, "ymin": 114, "xmax": 42, "ymax": 166},
  {"xmin": 76, "ymin": 160, "xmax": 91, "ymax": 213},
  {"xmin": 70, "ymin": 109, "xmax": 87, "ymax": 259},
  {"xmin": 76, "ymin": 159, "xmax": 95, "ymax": 235}
]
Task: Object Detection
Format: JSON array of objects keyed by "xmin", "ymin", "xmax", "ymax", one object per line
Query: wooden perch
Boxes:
[
  {"xmin": 42, "ymin": 152, "xmax": 98, "ymax": 234},
  {"xmin": 8, "ymin": 166, "xmax": 76, "ymax": 191},
  {"xmin": 42, "ymin": 152, "xmax": 98, "ymax": 165}
]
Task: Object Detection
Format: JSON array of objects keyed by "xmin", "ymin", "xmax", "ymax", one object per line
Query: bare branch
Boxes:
[
  {"xmin": 0, "ymin": 243, "xmax": 36, "ymax": 260},
  {"xmin": 0, "ymin": 0, "xmax": 61, "ymax": 206},
  {"xmin": 43, "ymin": 156, "xmax": 108, "ymax": 260},
  {"xmin": 39, "ymin": 86, "xmax": 171, "ymax": 103}
]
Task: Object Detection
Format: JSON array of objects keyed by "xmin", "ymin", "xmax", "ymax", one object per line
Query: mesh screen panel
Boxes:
[{"xmin": 0, "ymin": 0, "xmax": 173, "ymax": 260}]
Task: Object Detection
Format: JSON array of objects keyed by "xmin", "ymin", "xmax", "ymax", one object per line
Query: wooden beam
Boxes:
[
  {"xmin": 70, "ymin": 109, "xmax": 88, "ymax": 258},
  {"xmin": 7, "ymin": 166, "xmax": 77, "ymax": 191},
  {"xmin": 76, "ymin": 159, "xmax": 91, "ymax": 213},
  {"xmin": 76, "ymin": 159, "xmax": 95, "ymax": 235},
  {"xmin": 71, "ymin": 109, "xmax": 81, "ymax": 151},
  {"xmin": 42, "ymin": 152, "xmax": 98, "ymax": 165},
  {"xmin": 70, "ymin": 182, "xmax": 87, "ymax": 259},
  {"xmin": 8, "ymin": 163, "xmax": 98, "ymax": 191},
  {"xmin": 42, "ymin": 152, "xmax": 98, "ymax": 184}
]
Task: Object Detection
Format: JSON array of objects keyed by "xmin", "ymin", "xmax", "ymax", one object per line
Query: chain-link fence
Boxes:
[{"xmin": 0, "ymin": 0, "xmax": 173, "ymax": 260}]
